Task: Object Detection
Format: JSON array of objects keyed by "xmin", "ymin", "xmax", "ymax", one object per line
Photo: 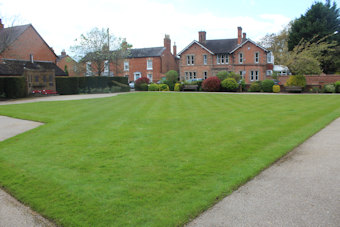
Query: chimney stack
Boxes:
[
  {"xmin": 237, "ymin": 27, "xmax": 242, "ymax": 44},
  {"xmin": 243, "ymin": 32, "xmax": 246, "ymax": 40},
  {"xmin": 61, "ymin": 49, "xmax": 66, "ymax": 57},
  {"xmin": 0, "ymin": 19, "xmax": 4, "ymax": 29},
  {"xmin": 173, "ymin": 42, "xmax": 177, "ymax": 56},
  {"xmin": 164, "ymin": 34, "xmax": 171, "ymax": 51},
  {"xmin": 199, "ymin": 31, "xmax": 206, "ymax": 44}
]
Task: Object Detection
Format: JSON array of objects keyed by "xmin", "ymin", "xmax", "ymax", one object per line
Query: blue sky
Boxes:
[{"xmin": 0, "ymin": 0, "xmax": 328, "ymax": 57}]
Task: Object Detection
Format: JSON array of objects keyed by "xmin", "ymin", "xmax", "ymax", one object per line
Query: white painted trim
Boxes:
[
  {"xmin": 230, "ymin": 39, "xmax": 268, "ymax": 54},
  {"xmin": 177, "ymin": 40, "xmax": 214, "ymax": 56}
]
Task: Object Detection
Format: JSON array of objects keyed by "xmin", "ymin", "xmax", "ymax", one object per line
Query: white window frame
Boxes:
[
  {"xmin": 187, "ymin": 55, "xmax": 195, "ymax": 65},
  {"xmin": 134, "ymin": 72, "xmax": 141, "ymax": 81},
  {"xmin": 267, "ymin": 52, "xmax": 274, "ymax": 63},
  {"xmin": 239, "ymin": 71, "xmax": 246, "ymax": 80},
  {"xmin": 124, "ymin": 61, "xmax": 129, "ymax": 71},
  {"xmin": 203, "ymin": 55, "xmax": 207, "ymax": 65},
  {"xmin": 255, "ymin": 52, "xmax": 259, "ymax": 63},
  {"xmin": 86, "ymin": 61, "xmax": 92, "ymax": 76},
  {"xmin": 225, "ymin": 55, "xmax": 229, "ymax": 64},
  {"xmin": 239, "ymin": 53, "xmax": 243, "ymax": 64},
  {"xmin": 147, "ymin": 73, "xmax": 153, "ymax": 82},
  {"xmin": 266, "ymin": 70, "xmax": 273, "ymax": 76},
  {"xmin": 103, "ymin": 60, "xmax": 109, "ymax": 76},
  {"xmin": 147, "ymin": 59, "xmax": 153, "ymax": 70},
  {"xmin": 250, "ymin": 70, "xmax": 259, "ymax": 81}
]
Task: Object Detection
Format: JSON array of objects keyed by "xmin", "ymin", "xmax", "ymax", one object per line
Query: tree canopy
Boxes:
[
  {"xmin": 288, "ymin": 1, "xmax": 339, "ymax": 51},
  {"xmin": 71, "ymin": 28, "xmax": 131, "ymax": 76}
]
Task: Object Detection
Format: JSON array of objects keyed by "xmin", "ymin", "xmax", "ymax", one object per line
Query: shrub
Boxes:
[
  {"xmin": 221, "ymin": 78, "xmax": 238, "ymax": 91},
  {"xmin": 148, "ymin": 83, "xmax": 159, "ymax": 91},
  {"xmin": 165, "ymin": 70, "xmax": 179, "ymax": 83},
  {"xmin": 285, "ymin": 75, "xmax": 306, "ymax": 87},
  {"xmin": 111, "ymin": 86, "xmax": 121, "ymax": 93},
  {"xmin": 159, "ymin": 84, "xmax": 170, "ymax": 91},
  {"xmin": 216, "ymin": 71, "xmax": 228, "ymax": 81},
  {"xmin": 323, "ymin": 84, "xmax": 335, "ymax": 93},
  {"xmin": 174, "ymin": 83, "xmax": 181, "ymax": 91},
  {"xmin": 135, "ymin": 77, "xmax": 150, "ymax": 91},
  {"xmin": 262, "ymin": 79, "xmax": 275, "ymax": 92},
  {"xmin": 227, "ymin": 72, "xmax": 241, "ymax": 82},
  {"xmin": 1, "ymin": 77, "xmax": 27, "ymax": 98},
  {"xmin": 249, "ymin": 82, "xmax": 262, "ymax": 92},
  {"xmin": 202, "ymin": 76, "xmax": 221, "ymax": 92},
  {"xmin": 335, "ymin": 81, "xmax": 340, "ymax": 93},
  {"xmin": 56, "ymin": 77, "xmax": 79, "ymax": 95},
  {"xmin": 273, "ymin": 85, "xmax": 280, "ymax": 93},
  {"xmin": 162, "ymin": 80, "xmax": 175, "ymax": 91}
]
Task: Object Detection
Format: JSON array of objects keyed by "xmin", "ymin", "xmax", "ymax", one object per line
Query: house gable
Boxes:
[
  {"xmin": 0, "ymin": 24, "xmax": 57, "ymax": 62},
  {"xmin": 178, "ymin": 40, "xmax": 214, "ymax": 56}
]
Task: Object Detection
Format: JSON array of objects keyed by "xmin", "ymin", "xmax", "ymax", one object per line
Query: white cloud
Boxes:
[{"xmin": 1, "ymin": 0, "xmax": 291, "ymax": 58}]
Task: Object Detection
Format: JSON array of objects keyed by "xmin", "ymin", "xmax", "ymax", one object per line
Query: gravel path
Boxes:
[{"xmin": 187, "ymin": 118, "xmax": 340, "ymax": 227}]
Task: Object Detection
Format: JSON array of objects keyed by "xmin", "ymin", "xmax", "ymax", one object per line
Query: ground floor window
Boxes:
[
  {"xmin": 185, "ymin": 72, "xmax": 196, "ymax": 80},
  {"xmin": 204, "ymin": 71, "xmax": 208, "ymax": 79},
  {"xmin": 147, "ymin": 73, "xmax": 153, "ymax": 82},
  {"xmin": 134, "ymin": 72, "xmax": 141, "ymax": 81},
  {"xmin": 250, "ymin": 71, "xmax": 259, "ymax": 81},
  {"xmin": 239, "ymin": 71, "xmax": 246, "ymax": 80},
  {"xmin": 266, "ymin": 70, "xmax": 273, "ymax": 76}
]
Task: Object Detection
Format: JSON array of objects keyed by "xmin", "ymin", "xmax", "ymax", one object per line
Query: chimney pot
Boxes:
[{"xmin": 243, "ymin": 32, "xmax": 246, "ymax": 39}]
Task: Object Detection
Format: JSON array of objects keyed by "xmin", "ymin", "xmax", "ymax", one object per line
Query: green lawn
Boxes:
[{"xmin": 0, "ymin": 92, "xmax": 339, "ymax": 226}]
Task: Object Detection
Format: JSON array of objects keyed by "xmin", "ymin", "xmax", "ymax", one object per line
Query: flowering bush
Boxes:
[
  {"xmin": 202, "ymin": 76, "xmax": 221, "ymax": 92},
  {"xmin": 159, "ymin": 84, "xmax": 170, "ymax": 91},
  {"xmin": 135, "ymin": 77, "xmax": 150, "ymax": 91},
  {"xmin": 174, "ymin": 83, "xmax": 181, "ymax": 91},
  {"xmin": 273, "ymin": 85, "xmax": 280, "ymax": 93}
]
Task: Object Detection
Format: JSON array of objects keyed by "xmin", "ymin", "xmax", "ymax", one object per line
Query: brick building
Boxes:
[
  {"xmin": 85, "ymin": 35, "xmax": 178, "ymax": 82},
  {"xmin": 0, "ymin": 20, "xmax": 58, "ymax": 63},
  {"xmin": 57, "ymin": 50, "xmax": 81, "ymax": 77},
  {"xmin": 0, "ymin": 19, "xmax": 66, "ymax": 94},
  {"xmin": 178, "ymin": 27, "xmax": 274, "ymax": 83}
]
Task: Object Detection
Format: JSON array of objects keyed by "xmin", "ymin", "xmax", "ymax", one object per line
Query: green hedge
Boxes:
[
  {"xmin": 0, "ymin": 77, "xmax": 27, "ymax": 98},
  {"xmin": 56, "ymin": 76, "xmax": 129, "ymax": 95}
]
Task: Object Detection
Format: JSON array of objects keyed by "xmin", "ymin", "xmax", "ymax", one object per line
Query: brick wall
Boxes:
[
  {"xmin": 179, "ymin": 41, "xmax": 271, "ymax": 83},
  {"xmin": 0, "ymin": 26, "xmax": 57, "ymax": 63},
  {"xmin": 57, "ymin": 56, "xmax": 82, "ymax": 77},
  {"xmin": 268, "ymin": 74, "xmax": 340, "ymax": 86}
]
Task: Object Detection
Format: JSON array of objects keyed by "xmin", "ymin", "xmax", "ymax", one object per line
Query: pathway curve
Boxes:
[{"xmin": 187, "ymin": 118, "xmax": 340, "ymax": 227}]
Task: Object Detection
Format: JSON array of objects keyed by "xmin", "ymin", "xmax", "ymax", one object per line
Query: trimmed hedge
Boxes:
[
  {"xmin": 335, "ymin": 81, "xmax": 340, "ymax": 93},
  {"xmin": 221, "ymin": 78, "xmax": 238, "ymax": 91},
  {"xmin": 56, "ymin": 76, "xmax": 130, "ymax": 95},
  {"xmin": 148, "ymin": 84, "xmax": 159, "ymax": 91},
  {"xmin": 0, "ymin": 77, "xmax": 27, "ymax": 98},
  {"xmin": 249, "ymin": 82, "xmax": 262, "ymax": 92}
]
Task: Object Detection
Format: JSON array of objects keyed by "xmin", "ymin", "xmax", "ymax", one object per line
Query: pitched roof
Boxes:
[
  {"xmin": 0, "ymin": 24, "xmax": 31, "ymax": 53},
  {"xmin": 0, "ymin": 59, "xmax": 67, "ymax": 76},
  {"xmin": 129, "ymin": 47, "xmax": 166, "ymax": 58},
  {"xmin": 203, "ymin": 38, "xmax": 242, "ymax": 54},
  {"xmin": 178, "ymin": 37, "xmax": 269, "ymax": 55}
]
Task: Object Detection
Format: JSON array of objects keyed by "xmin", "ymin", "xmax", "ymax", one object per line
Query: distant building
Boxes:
[
  {"xmin": 57, "ymin": 50, "xmax": 81, "ymax": 77},
  {"xmin": 273, "ymin": 65, "xmax": 290, "ymax": 76},
  {"xmin": 84, "ymin": 35, "xmax": 179, "ymax": 82},
  {"xmin": 178, "ymin": 27, "xmax": 274, "ymax": 83}
]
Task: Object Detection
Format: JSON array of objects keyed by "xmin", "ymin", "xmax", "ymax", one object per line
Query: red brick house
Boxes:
[
  {"xmin": 0, "ymin": 19, "xmax": 66, "ymax": 94},
  {"xmin": 0, "ymin": 19, "xmax": 58, "ymax": 63},
  {"xmin": 178, "ymin": 27, "xmax": 274, "ymax": 83},
  {"xmin": 85, "ymin": 35, "xmax": 179, "ymax": 82},
  {"xmin": 57, "ymin": 50, "xmax": 81, "ymax": 77}
]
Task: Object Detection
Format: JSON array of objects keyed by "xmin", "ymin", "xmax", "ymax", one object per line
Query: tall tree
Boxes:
[
  {"xmin": 258, "ymin": 25, "xmax": 289, "ymax": 65},
  {"xmin": 288, "ymin": 0, "xmax": 340, "ymax": 73},
  {"xmin": 71, "ymin": 28, "xmax": 131, "ymax": 76}
]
